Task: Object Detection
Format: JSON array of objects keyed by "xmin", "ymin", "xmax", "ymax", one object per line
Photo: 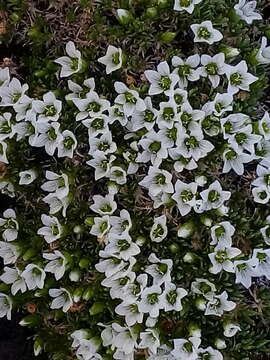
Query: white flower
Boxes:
[
  {"xmin": 49, "ymin": 288, "xmax": 73, "ymax": 312},
  {"xmin": 179, "ymin": 103, "xmax": 204, "ymax": 133},
  {"xmin": 0, "ymin": 267, "xmax": 26, "ymax": 295},
  {"xmin": 87, "ymin": 151, "xmax": 116, "ymax": 180},
  {"xmin": 197, "ymin": 347, "xmax": 223, "ymax": 360},
  {"xmin": 19, "ymin": 169, "xmax": 37, "ymax": 185},
  {"xmin": 43, "ymin": 250, "xmax": 67, "ymax": 280},
  {"xmin": 37, "ymin": 214, "xmax": 63, "ymax": 243},
  {"xmin": 199, "ymin": 180, "xmax": 231, "ymax": 212},
  {"xmin": 83, "ymin": 115, "xmax": 110, "ymax": 137},
  {"xmin": 252, "ymin": 249, "xmax": 270, "ymax": 280},
  {"xmin": 160, "ymin": 283, "xmax": 187, "ymax": 312},
  {"xmin": 145, "ymin": 253, "xmax": 172, "ymax": 286},
  {"xmin": 234, "ymin": 259, "xmax": 256, "ymax": 289},
  {"xmin": 258, "ymin": 111, "xmax": 270, "ymax": 140},
  {"xmin": 95, "ymin": 256, "xmax": 130, "ymax": 278},
  {"xmin": 109, "ymin": 104, "xmax": 128, "ymax": 127},
  {"xmin": 55, "ymin": 41, "xmax": 82, "ymax": 77},
  {"xmin": 0, "ymin": 208, "xmax": 19, "ymax": 242},
  {"xmin": 114, "ymin": 82, "xmax": 146, "ymax": 116},
  {"xmin": 57, "ymin": 130, "xmax": 77, "ymax": 158},
  {"xmin": 172, "ymin": 180, "xmax": 198, "ymax": 216},
  {"xmin": 138, "ymin": 329, "xmax": 160, "ymax": 355},
  {"xmin": 0, "ymin": 241, "xmax": 19, "ymax": 264},
  {"xmin": 191, "ymin": 21, "xmax": 223, "ymax": 45},
  {"xmin": 200, "ymin": 53, "xmax": 226, "ymax": 88},
  {"xmin": 0, "ymin": 293, "xmax": 12, "ymax": 320},
  {"xmin": 88, "ymin": 131, "xmax": 117, "ymax": 156},
  {"xmin": 221, "ymin": 113, "xmax": 250, "ymax": 140},
  {"xmin": 176, "ymin": 128, "xmax": 214, "ymax": 162},
  {"xmin": 209, "ymin": 246, "xmax": 241, "ymax": 274},
  {"xmin": 172, "ymin": 55, "xmax": 201, "ymax": 88},
  {"xmin": 168, "ymin": 148, "xmax": 198, "ymax": 172},
  {"xmin": 66, "ymin": 78, "xmax": 95, "ymax": 101},
  {"xmin": 115, "ymin": 300, "xmax": 143, "ymax": 326},
  {"xmin": 157, "ymin": 99, "xmax": 178, "ymax": 129},
  {"xmin": 256, "ymin": 36, "xmax": 270, "ymax": 64},
  {"xmin": 0, "ymin": 78, "xmax": 28, "ymax": 106},
  {"xmin": 137, "ymin": 129, "xmax": 170, "ymax": 167},
  {"xmin": 191, "ymin": 278, "xmax": 216, "ymax": 300},
  {"xmin": 150, "ymin": 215, "xmax": 168, "ymax": 243},
  {"xmin": 74, "ymin": 91, "xmax": 111, "ymax": 121},
  {"xmin": 110, "ymin": 209, "xmax": 132, "ymax": 235},
  {"xmin": 98, "ymin": 45, "xmax": 123, "ymax": 74},
  {"xmin": 227, "ymin": 125, "xmax": 261, "ymax": 154},
  {"xmin": 41, "ymin": 171, "xmax": 69, "ymax": 199},
  {"xmin": 90, "ymin": 215, "xmax": 110, "ymax": 237},
  {"xmin": 0, "ymin": 141, "xmax": 8, "ymax": 163},
  {"xmin": 76, "ymin": 338, "xmax": 101, "ymax": 360},
  {"xmin": 223, "ymin": 323, "xmax": 241, "ymax": 338},
  {"xmin": 90, "ymin": 194, "xmax": 117, "ymax": 215},
  {"xmin": 260, "ymin": 215, "xmax": 270, "ymax": 245},
  {"xmin": 112, "ymin": 323, "xmax": 138, "ymax": 355},
  {"xmin": 21, "ymin": 264, "xmax": 46, "ymax": 290},
  {"xmin": 0, "ymin": 112, "xmax": 15, "ymax": 141},
  {"xmin": 32, "ymin": 91, "xmax": 62, "ymax": 122},
  {"xmin": 174, "ymin": 0, "xmax": 203, "ymax": 13},
  {"xmin": 104, "ymin": 233, "xmax": 140, "ymax": 261},
  {"xmin": 205, "ymin": 291, "xmax": 236, "ymax": 316},
  {"xmin": 109, "ymin": 166, "xmax": 127, "ymax": 185},
  {"xmin": 0, "ymin": 67, "xmax": 10, "ymax": 87},
  {"xmin": 13, "ymin": 94, "xmax": 35, "ymax": 122},
  {"xmin": 144, "ymin": 61, "xmax": 179, "ymax": 96},
  {"xmin": 210, "ymin": 221, "xmax": 235, "ymax": 248},
  {"xmin": 172, "ymin": 337, "xmax": 201, "ymax": 360},
  {"xmin": 222, "ymin": 147, "xmax": 251, "ymax": 175},
  {"xmin": 234, "ymin": 0, "xmax": 262, "ymax": 24},
  {"xmin": 210, "ymin": 92, "xmax": 234, "ymax": 117},
  {"xmin": 139, "ymin": 166, "xmax": 173, "ymax": 197},
  {"xmin": 34, "ymin": 121, "xmax": 62, "ymax": 156},
  {"xmin": 43, "ymin": 193, "xmax": 69, "ymax": 217},
  {"xmin": 138, "ymin": 285, "xmax": 163, "ymax": 317},
  {"xmin": 225, "ymin": 61, "xmax": 258, "ymax": 94}
]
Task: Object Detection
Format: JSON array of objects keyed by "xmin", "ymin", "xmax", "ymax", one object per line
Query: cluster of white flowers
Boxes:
[{"xmin": 1, "ymin": 0, "xmax": 270, "ymax": 358}]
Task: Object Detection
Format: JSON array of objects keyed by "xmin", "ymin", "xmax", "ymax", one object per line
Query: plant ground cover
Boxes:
[{"xmin": 1, "ymin": 0, "xmax": 270, "ymax": 360}]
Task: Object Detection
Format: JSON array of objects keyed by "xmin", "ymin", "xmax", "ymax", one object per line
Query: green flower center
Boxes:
[
  {"xmin": 63, "ymin": 136, "xmax": 75, "ymax": 149},
  {"xmin": 100, "ymin": 159, "xmax": 109, "ymax": 171},
  {"xmin": 149, "ymin": 141, "xmax": 161, "ymax": 153},
  {"xmin": 0, "ymin": 121, "xmax": 11, "ymax": 134},
  {"xmin": 166, "ymin": 290, "xmax": 177, "ymax": 304},
  {"xmin": 225, "ymin": 149, "xmax": 237, "ymax": 160},
  {"xmin": 259, "ymin": 191, "xmax": 268, "ymax": 200},
  {"xmin": 197, "ymin": 26, "xmax": 211, "ymax": 39},
  {"xmin": 235, "ymin": 132, "xmax": 247, "ymax": 145},
  {"xmin": 184, "ymin": 136, "xmax": 198, "ymax": 149},
  {"xmin": 87, "ymin": 101, "xmax": 101, "ymax": 113},
  {"xmin": 155, "ymin": 173, "xmax": 166, "ymax": 185},
  {"xmin": 92, "ymin": 118, "xmax": 104, "ymax": 130},
  {"xmin": 147, "ymin": 292, "xmax": 159, "ymax": 304},
  {"xmin": 156, "ymin": 263, "xmax": 168, "ymax": 274},
  {"xmin": 112, "ymin": 52, "xmax": 120, "ymax": 65},
  {"xmin": 99, "ymin": 221, "xmax": 108, "ymax": 233},
  {"xmin": 51, "ymin": 224, "xmax": 59, "ymax": 236},
  {"xmin": 215, "ymin": 225, "xmax": 225, "ymax": 238},
  {"xmin": 98, "ymin": 142, "xmax": 110, "ymax": 151},
  {"xmin": 181, "ymin": 112, "xmax": 192, "ymax": 127},
  {"xmin": 159, "ymin": 76, "xmax": 172, "ymax": 91},
  {"xmin": 178, "ymin": 65, "xmax": 191, "ymax": 77},
  {"xmin": 262, "ymin": 122, "xmax": 269, "ymax": 133},
  {"xmin": 206, "ymin": 62, "xmax": 218, "ymax": 75},
  {"xmin": 199, "ymin": 282, "xmax": 211, "ymax": 294},
  {"xmin": 100, "ymin": 204, "xmax": 112, "ymax": 213},
  {"xmin": 43, "ymin": 105, "xmax": 57, "ymax": 117},
  {"xmin": 174, "ymin": 94, "xmax": 184, "ymax": 105},
  {"xmin": 71, "ymin": 57, "xmax": 79, "ymax": 71},
  {"xmin": 117, "ymin": 239, "xmax": 130, "ymax": 251},
  {"xmin": 114, "ymin": 107, "xmax": 124, "ymax": 117},
  {"xmin": 215, "ymin": 250, "xmax": 228, "ymax": 263},
  {"xmin": 257, "ymin": 252, "xmax": 266, "ymax": 261},
  {"xmin": 230, "ymin": 72, "xmax": 242, "ymax": 86},
  {"xmin": 208, "ymin": 190, "xmax": 220, "ymax": 202},
  {"xmin": 237, "ymin": 263, "xmax": 247, "ymax": 271},
  {"xmin": 264, "ymin": 174, "xmax": 270, "ymax": 186},
  {"xmin": 183, "ymin": 341, "xmax": 193, "ymax": 353},
  {"xmin": 58, "ymin": 177, "xmax": 66, "ymax": 188},
  {"xmin": 125, "ymin": 92, "xmax": 137, "ymax": 104},
  {"xmin": 27, "ymin": 122, "xmax": 35, "ymax": 134},
  {"xmin": 119, "ymin": 276, "xmax": 129, "ymax": 285},
  {"xmin": 47, "ymin": 128, "xmax": 57, "ymax": 141},
  {"xmin": 163, "ymin": 107, "xmax": 175, "ymax": 122},
  {"xmin": 167, "ymin": 127, "xmax": 177, "ymax": 141},
  {"xmin": 129, "ymin": 304, "xmax": 139, "ymax": 313},
  {"xmin": 152, "ymin": 224, "xmax": 165, "ymax": 238},
  {"xmin": 12, "ymin": 93, "xmax": 21, "ymax": 103},
  {"xmin": 144, "ymin": 109, "xmax": 155, "ymax": 123},
  {"xmin": 181, "ymin": 189, "xmax": 194, "ymax": 203}
]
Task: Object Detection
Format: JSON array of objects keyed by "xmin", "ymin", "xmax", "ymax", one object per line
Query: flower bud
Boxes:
[
  {"xmin": 200, "ymin": 216, "xmax": 212, "ymax": 227},
  {"xmin": 79, "ymin": 258, "xmax": 90, "ymax": 269},
  {"xmin": 69, "ymin": 269, "xmax": 81, "ymax": 282},
  {"xmin": 195, "ymin": 297, "xmax": 206, "ymax": 311},
  {"xmin": 195, "ymin": 175, "xmax": 207, "ymax": 187},
  {"xmin": 19, "ymin": 314, "xmax": 41, "ymax": 327},
  {"xmin": 160, "ymin": 31, "xmax": 176, "ymax": 44},
  {"xmin": 223, "ymin": 322, "xmax": 241, "ymax": 337},
  {"xmin": 157, "ymin": 0, "xmax": 169, "ymax": 8},
  {"xmin": 136, "ymin": 236, "xmax": 146, "ymax": 246},
  {"xmin": 215, "ymin": 338, "xmax": 227, "ymax": 349},
  {"xmin": 116, "ymin": 9, "xmax": 133, "ymax": 25},
  {"xmin": 178, "ymin": 222, "xmax": 194, "ymax": 238},
  {"xmin": 89, "ymin": 302, "xmax": 106, "ymax": 315},
  {"xmin": 183, "ymin": 252, "xmax": 196, "ymax": 263},
  {"xmin": 169, "ymin": 243, "xmax": 180, "ymax": 254},
  {"xmin": 82, "ymin": 286, "xmax": 95, "ymax": 301},
  {"xmin": 85, "ymin": 217, "xmax": 95, "ymax": 227},
  {"xmin": 188, "ymin": 323, "xmax": 201, "ymax": 338},
  {"xmin": 73, "ymin": 287, "xmax": 84, "ymax": 303},
  {"xmin": 220, "ymin": 46, "xmax": 240, "ymax": 60},
  {"xmin": 146, "ymin": 7, "xmax": 158, "ymax": 19},
  {"xmin": 73, "ymin": 225, "xmax": 84, "ymax": 234},
  {"xmin": 34, "ymin": 337, "xmax": 43, "ymax": 356}
]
